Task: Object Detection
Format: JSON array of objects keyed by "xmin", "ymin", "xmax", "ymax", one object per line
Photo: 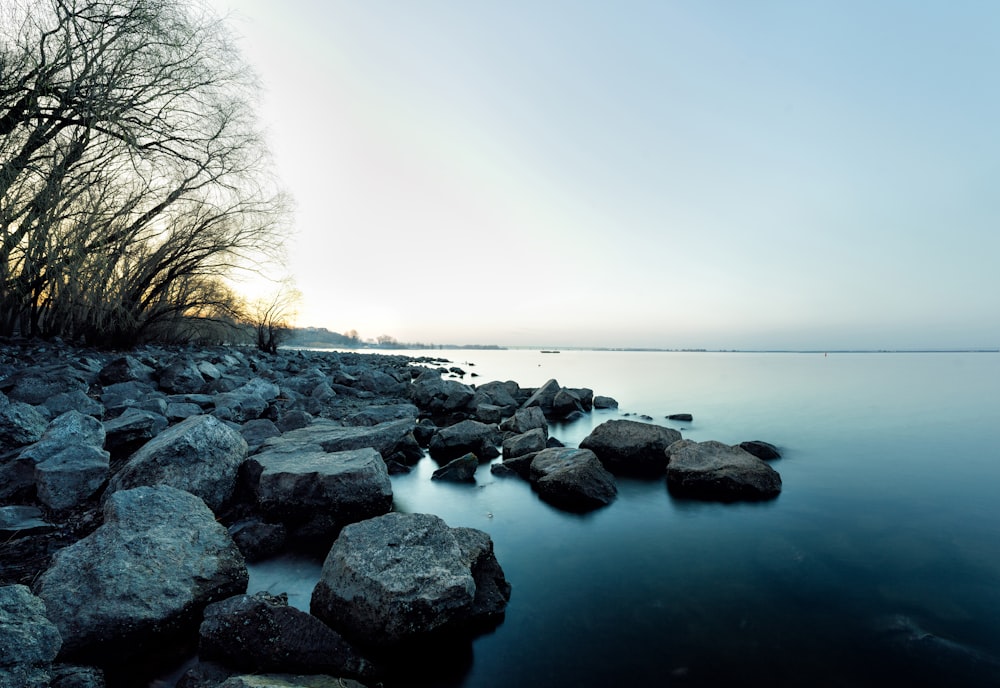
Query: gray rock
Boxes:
[
  {"xmin": 593, "ymin": 395, "xmax": 619, "ymax": 409},
  {"xmin": 1, "ymin": 365, "xmax": 88, "ymax": 405},
  {"xmin": 343, "ymin": 403, "xmax": 419, "ymax": 427},
  {"xmin": 197, "ymin": 360, "xmax": 223, "ymax": 381},
  {"xmin": 665, "ymin": 439, "xmax": 782, "ymax": 501},
  {"xmin": 0, "ymin": 584, "xmax": 62, "ymax": 667},
  {"xmin": 410, "ymin": 375, "xmax": 475, "ymax": 416},
  {"xmin": 48, "ymin": 664, "xmax": 106, "ymax": 688},
  {"xmin": 35, "ymin": 445, "xmax": 110, "ymax": 511},
  {"xmin": 0, "ymin": 505, "xmax": 56, "ymax": 538},
  {"xmin": 42, "ymin": 391, "xmax": 104, "ymax": 419},
  {"xmin": 258, "ymin": 419, "xmax": 421, "ymax": 466},
  {"xmin": 551, "ymin": 388, "xmax": 584, "ymax": 418},
  {"xmin": 520, "ymin": 379, "xmax": 562, "ymax": 418},
  {"xmin": 157, "ymin": 359, "xmax": 207, "ymax": 394},
  {"xmin": 35, "ymin": 485, "xmax": 248, "ymax": 659},
  {"xmin": 579, "ymin": 419, "xmax": 682, "ymax": 476},
  {"xmin": 254, "ymin": 448, "xmax": 393, "ymax": 539},
  {"xmin": 199, "ymin": 592, "xmax": 372, "ymax": 677},
  {"xmin": 472, "ymin": 403, "xmax": 506, "ymax": 424},
  {"xmin": 739, "ymin": 440, "xmax": 782, "ymax": 460},
  {"xmin": 106, "ymin": 414, "xmax": 247, "ymax": 512},
  {"xmin": 431, "ymin": 453, "xmax": 478, "ymax": 482},
  {"xmin": 473, "ymin": 380, "xmax": 520, "ymax": 411},
  {"xmin": 529, "ymin": 447, "xmax": 617, "ymax": 512},
  {"xmin": 240, "ymin": 419, "xmax": 281, "ymax": 452},
  {"xmin": 99, "ymin": 381, "xmax": 161, "ymax": 415},
  {"xmin": 498, "ymin": 406, "xmax": 548, "ymax": 435},
  {"xmin": 667, "ymin": 413, "xmax": 693, "ymax": 421},
  {"xmin": 228, "ymin": 519, "xmax": 287, "ymax": 563},
  {"xmin": 166, "ymin": 402, "xmax": 205, "ymax": 421},
  {"xmin": 212, "ymin": 391, "xmax": 269, "ymax": 423},
  {"xmin": 502, "ymin": 428, "xmax": 548, "ymax": 460},
  {"xmin": 275, "ymin": 409, "xmax": 313, "ymax": 433},
  {"xmin": 428, "ymin": 420, "xmax": 500, "ymax": 463},
  {"xmin": 0, "ymin": 393, "xmax": 48, "ymax": 449},
  {"xmin": 98, "ymin": 356, "xmax": 154, "ymax": 385},
  {"xmin": 102, "ymin": 407, "xmax": 168, "ymax": 454},
  {"xmin": 310, "ymin": 513, "xmax": 510, "ymax": 647},
  {"xmin": 217, "ymin": 675, "xmax": 368, "ymax": 688}
]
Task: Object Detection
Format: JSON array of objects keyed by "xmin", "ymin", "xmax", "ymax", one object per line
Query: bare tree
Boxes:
[
  {"xmin": 0, "ymin": 0, "xmax": 287, "ymax": 346},
  {"xmin": 244, "ymin": 284, "xmax": 301, "ymax": 354}
]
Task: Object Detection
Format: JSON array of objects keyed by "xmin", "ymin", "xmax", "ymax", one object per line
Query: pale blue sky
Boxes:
[{"xmin": 212, "ymin": 0, "xmax": 999, "ymax": 349}]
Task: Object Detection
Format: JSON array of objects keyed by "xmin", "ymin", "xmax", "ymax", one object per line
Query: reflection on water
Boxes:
[{"xmin": 246, "ymin": 351, "xmax": 1000, "ymax": 687}]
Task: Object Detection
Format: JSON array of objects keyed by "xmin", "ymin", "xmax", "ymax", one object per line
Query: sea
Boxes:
[{"xmin": 246, "ymin": 349, "xmax": 1000, "ymax": 687}]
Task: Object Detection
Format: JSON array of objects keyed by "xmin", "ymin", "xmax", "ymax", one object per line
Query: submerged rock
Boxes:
[
  {"xmin": 310, "ymin": 512, "xmax": 510, "ymax": 647},
  {"xmin": 739, "ymin": 440, "xmax": 782, "ymax": 460},
  {"xmin": 665, "ymin": 439, "xmax": 781, "ymax": 501},
  {"xmin": 431, "ymin": 453, "xmax": 479, "ymax": 482}
]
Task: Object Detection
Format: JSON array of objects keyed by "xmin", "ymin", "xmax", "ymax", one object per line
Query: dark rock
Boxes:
[
  {"xmin": 431, "ymin": 453, "xmax": 478, "ymax": 482},
  {"xmin": 665, "ymin": 439, "xmax": 782, "ymax": 501},
  {"xmin": 472, "ymin": 403, "xmax": 506, "ymax": 424},
  {"xmin": 48, "ymin": 664, "xmax": 106, "ymax": 688},
  {"xmin": 0, "ymin": 584, "xmax": 62, "ymax": 668},
  {"xmin": 98, "ymin": 356, "xmax": 154, "ymax": 385},
  {"xmin": 228, "ymin": 519, "xmax": 287, "ymax": 563},
  {"xmin": 35, "ymin": 445, "xmax": 110, "ymax": 511},
  {"xmin": 310, "ymin": 512, "xmax": 510, "ymax": 648},
  {"xmin": 739, "ymin": 440, "xmax": 782, "ymax": 460},
  {"xmin": 502, "ymin": 428, "xmax": 547, "ymax": 460},
  {"xmin": 166, "ymin": 402, "xmax": 205, "ymax": 422},
  {"xmin": 579, "ymin": 419, "xmax": 682, "ymax": 476},
  {"xmin": 105, "ymin": 414, "xmax": 248, "ymax": 513},
  {"xmin": 410, "ymin": 375, "xmax": 475, "ymax": 416},
  {"xmin": 428, "ymin": 420, "xmax": 500, "ymax": 463},
  {"xmin": 157, "ymin": 359, "xmax": 207, "ymax": 394},
  {"xmin": 546, "ymin": 437, "xmax": 565, "ymax": 448},
  {"xmin": 216, "ymin": 675, "xmax": 369, "ymax": 688},
  {"xmin": 240, "ymin": 419, "xmax": 281, "ymax": 453},
  {"xmin": 343, "ymin": 403, "xmax": 419, "ymax": 427},
  {"xmin": 489, "ymin": 462, "xmax": 519, "ymax": 478},
  {"xmin": 667, "ymin": 413, "xmax": 693, "ymax": 421},
  {"xmin": 99, "ymin": 381, "xmax": 163, "ymax": 416},
  {"xmin": 0, "ymin": 392, "xmax": 48, "ymax": 449},
  {"xmin": 254, "ymin": 448, "xmax": 393, "ymax": 541},
  {"xmin": 551, "ymin": 388, "xmax": 584, "ymax": 418},
  {"xmin": 258, "ymin": 419, "xmax": 420, "ymax": 466},
  {"xmin": 102, "ymin": 407, "xmax": 168, "ymax": 456},
  {"xmin": 412, "ymin": 419, "xmax": 437, "ymax": 447},
  {"xmin": 593, "ymin": 395, "xmax": 619, "ymax": 409},
  {"xmin": 35, "ymin": 485, "xmax": 248, "ymax": 660},
  {"xmin": 275, "ymin": 409, "xmax": 313, "ymax": 433},
  {"xmin": 520, "ymin": 379, "xmax": 562, "ymax": 418},
  {"xmin": 0, "ymin": 506, "xmax": 56, "ymax": 538},
  {"xmin": 1, "ymin": 365, "xmax": 89, "ymax": 405},
  {"xmin": 199, "ymin": 592, "xmax": 373, "ymax": 678},
  {"xmin": 42, "ymin": 391, "xmax": 104, "ymax": 419},
  {"xmin": 529, "ymin": 447, "xmax": 617, "ymax": 512}
]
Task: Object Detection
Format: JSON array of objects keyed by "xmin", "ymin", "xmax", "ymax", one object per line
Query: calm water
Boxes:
[{"xmin": 252, "ymin": 350, "xmax": 1000, "ymax": 687}]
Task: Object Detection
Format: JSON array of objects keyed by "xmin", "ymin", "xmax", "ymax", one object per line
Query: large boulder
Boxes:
[
  {"xmin": 42, "ymin": 390, "xmax": 104, "ymax": 419},
  {"xmin": 520, "ymin": 379, "xmax": 562, "ymax": 418},
  {"xmin": 579, "ymin": 419, "xmax": 682, "ymax": 476},
  {"xmin": 199, "ymin": 592, "xmax": 372, "ymax": 678},
  {"xmin": 310, "ymin": 513, "xmax": 510, "ymax": 647},
  {"xmin": 739, "ymin": 440, "xmax": 782, "ymax": 461},
  {"xmin": 157, "ymin": 359, "xmax": 207, "ymax": 394},
  {"xmin": 409, "ymin": 375, "xmax": 475, "ymax": 416},
  {"xmin": 427, "ymin": 420, "xmax": 500, "ymax": 463},
  {"xmin": 98, "ymin": 356, "xmax": 154, "ymax": 385},
  {"xmin": 501, "ymin": 428, "xmax": 547, "ymax": 461},
  {"xmin": 35, "ymin": 485, "xmax": 248, "ymax": 660},
  {"xmin": 665, "ymin": 439, "xmax": 782, "ymax": 501},
  {"xmin": 35, "ymin": 445, "xmax": 110, "ymax": 511},
  {"xmin": 0, "ymin": 365, "xmax": 89, "ymax": 405},
  {"xmin": 253, "ymin": 448, "xmax": 393, "ymax": 541},
  {"xmin": 431, "ymin": 453, "xmax": 478, "ymax": 482},
  {"xmin": 101, "ymin": 407, "xmax": 168, "ymax": 456},
  {"xmin": 105, "ymin": 414, "xmax": 247, "ymax": 513},
  {"xmin": 343, "ymin": 404, "xmax": 419, "ymax": 427},
  {"xmin": 529, "ymin": 447, "xmax": 617, "ymax": 512}
]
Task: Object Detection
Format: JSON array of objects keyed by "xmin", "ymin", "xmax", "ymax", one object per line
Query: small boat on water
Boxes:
[{"xmin": 540, "ymin": 350, "xmax": 561, "ymax": 354}]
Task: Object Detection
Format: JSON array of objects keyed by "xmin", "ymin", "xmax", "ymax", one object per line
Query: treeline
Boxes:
[
  {"xmin": 0, "ymin": 0, "xmax": 287, "ymax": 348},
  {"xmin": 284, "ymin": 327, "xmax": 505, "ymax": 351}
]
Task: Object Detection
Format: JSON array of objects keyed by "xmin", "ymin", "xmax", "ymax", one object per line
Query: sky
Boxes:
[{"xmin": 208, "ymin": 0, "xmax": 1000, "ymax": 350}]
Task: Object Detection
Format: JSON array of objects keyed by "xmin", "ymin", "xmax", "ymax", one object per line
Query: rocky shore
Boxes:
[{"xmin": 0, "ymin": 340, "xmax": 782, "ymax": 688}]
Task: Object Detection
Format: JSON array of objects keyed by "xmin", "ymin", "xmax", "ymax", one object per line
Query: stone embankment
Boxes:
[{"xmin": 0, "ymin": 340, "xmax": 781, "ymax": 687}]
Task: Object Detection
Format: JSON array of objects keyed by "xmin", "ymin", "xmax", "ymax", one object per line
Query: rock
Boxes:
[
  {"xmin": 48, "ymin": 664, "xmax": 106, "ymax": 688},
  {"xmin": 739, "ymin": 440, "xmax": 782, "ymax": 460},
  {"xmin": 579, "ymin": 419, "xmax": 682, "ymax": 476},
  {"xmin": 217, "ymin": 675, "xmax": 369, "ymax": 688},
  {"xmin": 551, "ymin": 388, "xmax": 584, "ymax": 418},
  {"xmin": 0, "ymin": 505, "xmax": 56, "ymax": 538},
  {"xmin": 101, "ymin": 407, "xmax": 168, "ymax": 456},
  {"xmin": 228, "ymin": 519, "xmax": 287, "ymax": 563},
  {"xmin": 1, "ymin": 365, "xmax": 88, "ymax": 405},
  {"xmin": 473, "ymin": 380, "xmax": 520, "ymax": 411},
  {"xmin": 409, "ymin": 375, "xmax": 475, "ymax": 416},
  {"xmin": 240, "ymin": 419, "xmax": 281, "ymax": 452},
  {"xmin": 0, "ymin": 392, "xmax": 48, "ymax": 449},
  {"xmin": 212, "ymin": 390, "xmax": 268, "ymax": 423},
  {"xmin": 498, "ymin": 406, "xmax": 548, "ymax": 435},
  {"xmin": 99, "ymin": 381, "xmax": 162, "ymax": 416},
  {"xmin": 432, "ymin": 453, "xmax": 478, "ymax": 482},
  {"xmin": 502, "ymin": 428, "xmax": 547, "ymax": 460},
  {"xmin": 310, "ymin": 512, "xmax": 510, "ymax": 647},
  {"xmin": 412, "ymin": 419, "xmax": 436, "ymax": 447},
  {"xmin": 520, "ymin": 379, "xmax": 562, "ymax": 418},
  {"xmin": 472, "ymin": 403, "xmax": 506, "ymax": 424},
  {"xmin": 105, "ymin": 414, "xmax": 248, "ymax": 513},
  {"xmin": 4, "ymin": 411, "xmax": 109, "ymax": 504},
  {"xmin": 35, "ymin": 485, "xmax": 248, "ymax": 660},
  {"xmin": 427, "ymin": 420, "xmax": 500, "ymax": 463},
  {"xmin": 343, "ymin": 403, "xmax": 419, "ymax": 427},
  {"xmin": 197, "ymin": 360, "xmax": 223, "ymax": 381},
  {"xmin": 254, "ymin": 448, "xmax": 393, "ymax": 541},
  {"xmin": 157, "ymin": 359, "xmax": 207, "ymax": 394},
  {"xmin": 166, "ymin": 402, "xmax": 205, "ymax": 422},
  {"xmin": 0, "ymin": 584, "xmax": 62, "ymax": 668},
  {"xmin": 665, "ymin": 439, "xmax": 782, "ymax": 501},
  {"xmin": 199, "ymin": 592, "xmax": 372, "ymax": 678},
  {"xmin": 98, "ymin": 356, "xmax": 154, "ymax": 385},
  {"xmin": 35, "ymin": 445, "xmax": 110, "ymax": 511},
  {"xmin": 258, "ymin": 419, "xmax": 421, "ymax": 467},
  {"xmin": 529, "ymin": 447, "xmax": 617, "ymax": 512},
  {"xmin": 593, "ymin": 395, "xmax": 619, "ymax": 409},
  {"xmin": 275, "ymin": 409, "xmax": 313, "ymax": 433},
  {"xmin": 667, "ymin": 413, "xmax": 693, "ymax": 421},
  {"xmin": 42, "ymin": 391, "xmax": 104, "ymax": 419}
]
